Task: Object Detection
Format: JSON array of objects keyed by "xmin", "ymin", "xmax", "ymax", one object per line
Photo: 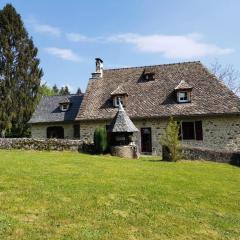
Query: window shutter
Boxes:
[{"xmin": 195, "ymin": 121, "xmax": 203, "ymax": 140}]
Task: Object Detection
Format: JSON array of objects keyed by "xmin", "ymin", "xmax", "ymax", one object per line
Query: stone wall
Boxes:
[
  {"xmin": 80, "ymin": 115, "xmax": 240, "ymax": 155},
  {"xmin": 0, "ymin": 138, "xmax": 82, "ymax": 151},
  {"xmin": 182, "ymin": 146, "xmax": 240, "ymax": 166},
  {"xmin": 31, "ymin": 123, "xmax": 74, "ymax": 139}
]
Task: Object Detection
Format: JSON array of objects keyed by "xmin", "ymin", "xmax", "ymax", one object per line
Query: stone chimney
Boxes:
[{"xmin": 91, "ymin": 58, "xmax": 103, "ymax": 78}]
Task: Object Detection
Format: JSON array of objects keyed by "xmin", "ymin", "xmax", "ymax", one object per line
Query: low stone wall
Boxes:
[
  {"xmin": 111, "ymin": 145, "xmax": 140, "ymax": 159},
  {"xmin": 0, "ymin": 138, "xmax": 83, "ymax": 151},
  {"xmin": 182, "ymin": 146, "xmax": 240, "ymax": 166}
]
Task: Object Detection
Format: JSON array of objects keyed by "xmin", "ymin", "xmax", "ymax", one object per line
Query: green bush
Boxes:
[
  {"xmin": 161, "ymin": 117, "xmax": 182, "ymax": 162},
  {"xmin": 94, "ymin": 127, "xmax": 108, "ymax": 153}
]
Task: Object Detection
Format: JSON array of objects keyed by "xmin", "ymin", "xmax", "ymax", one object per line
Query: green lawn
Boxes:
[{"xmin": 0, "ymin": 150, "xmax": 239, "ymax": 240}]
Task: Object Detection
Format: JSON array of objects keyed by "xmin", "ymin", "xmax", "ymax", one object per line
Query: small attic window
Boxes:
[
  {"xmin": 144, "ymin": 73, "xmax": 155, "ymax": 81},
  {"xmin": 114, "ymin": 96, "xmax": 125, "ymax": 107},
  {"xmin": 59, "ymin": 97, "xmax": 70, "ymax": 112},
  {"xmin": 143, "ymin": 68, "xmax": 155, "ymax": 81},
  {"xmin": 174, "ymin": 80, "xmax": 192, "ymax": 104},
  {"xmin": 61, "ymin": 103, "xmax": 69, "ymax": 111},
  {"xmin": 178, "ymin": 91, "xmax": 190, "ymax": 103}
]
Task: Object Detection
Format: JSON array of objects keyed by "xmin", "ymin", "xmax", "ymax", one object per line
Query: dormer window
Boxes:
[
  {"xmin": 114, "ymin": 96, "xmax": 125, "ymax": 107},
  {"xmin": 60, "ymin": 103, "xmax": 69, "ymax": 111},
  {"xmin": 174, "ymin": 80, "xmax": 192, "ymax": 104},
  {"xmin": 178, "ymin": 91, "xmax": 190, "ymax": 103},
  {"xmin": 143, "ymin": 67, "xmax": 155, "ymax": 81},
  {"xmin": 144, "ymin": 73, "xmax": 155, "ymax": 81},
  {"xmin": 59, "ymin": 97, "xmax": 70, "ymax": 111},
  {"xmin": 111, "ymin": 85, "xmax": 128, "ymax": 108}
]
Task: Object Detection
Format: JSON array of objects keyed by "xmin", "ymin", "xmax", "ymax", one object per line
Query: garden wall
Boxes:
[
  {"xmin": 0, "ymin": 138, "xmax": 83, "ymax": 151},
  {"xmin": 182, "ymin": 146, "xmax": 240, "ymax": 166}
]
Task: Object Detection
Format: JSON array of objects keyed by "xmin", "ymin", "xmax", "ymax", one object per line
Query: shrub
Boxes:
[
  {"xmin": 161, "ymin": 117, "xmax": 182, "ymax": 162},
  {"xmin": 94, "ymin": 127, "xmax": 108, "ymax": 153}
]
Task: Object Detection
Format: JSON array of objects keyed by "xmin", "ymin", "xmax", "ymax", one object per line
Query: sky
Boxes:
[{"xmin": 0, "ymin": 0, "xmax": 240, "ymax": 92}]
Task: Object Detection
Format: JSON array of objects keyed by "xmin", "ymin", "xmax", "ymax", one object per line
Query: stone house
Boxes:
[
  {"xmin": 29, "ymin": 95, "xmax": 83, "ymax": 139},
  {"xmin": 29, "ymin": 58, "xmax": 240, "ymax": 155}
]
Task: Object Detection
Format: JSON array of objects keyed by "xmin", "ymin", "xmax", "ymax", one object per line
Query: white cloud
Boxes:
[
  {"xmin": 66, "ymin": 33, "xmax": 96, "ymax": 42},
  {"xmin": 106, "ymin": 33, "xmax": 234, "ymax": 59},
  {"xmin": 26, "ymin": 17, "xmax": 61, "ymax": 36},
  {"xmin": 33, "ymin": 23, "xmax": 61, "ymax": 36},
  {"xmin": 45, "ymin": 47, "xmax": 81, "ymax": 62}
]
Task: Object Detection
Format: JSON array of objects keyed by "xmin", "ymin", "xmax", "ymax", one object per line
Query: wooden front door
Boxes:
[{"xmin": 141, "ymin": 128, "xmax": 152, "ymax": 153}]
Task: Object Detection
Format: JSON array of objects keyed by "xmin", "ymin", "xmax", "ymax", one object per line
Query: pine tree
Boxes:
[
  {"xmin": 59, "ymin": 86, "xmax": 70, "ymax": 95},
  {"xmin": 0, "ymin": 4, "xmax": 43, "ymax": 137},
  {"xmin": 76, "ymin": 87, "xmax": 82, "ymax": 95},
  {"xmin": 52, "ymin": 84, "xmax": 59, "ymax": 95},
  {"xmin": 161, "ymin": 117, "xmax": 182, "ymax": 161}
]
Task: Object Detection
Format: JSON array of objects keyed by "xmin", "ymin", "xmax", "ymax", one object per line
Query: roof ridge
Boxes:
[
  {"xmin": 104, "ymin": 61, "xmax": 201, "ymax": 71},
  {"xmin": 43, "ymin": 94, "xmax": 83, "ymax": 98}
]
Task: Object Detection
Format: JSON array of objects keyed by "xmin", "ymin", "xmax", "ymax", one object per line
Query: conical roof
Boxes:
[
  {"xmin": 108, "ymin": 102, "xmax": 139, "ymax": 133},
  {"xmin": 175, "ymin": 79, "xmax": 192, "ymax": 90}
]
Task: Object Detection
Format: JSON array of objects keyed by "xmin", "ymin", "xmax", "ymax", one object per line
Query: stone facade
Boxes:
[
  {"xmin": 80, "ymin": 120, "xmax": 109, "ymax": 142},
  {"xmin": 181, "ymin": 116, "xmax": 240, "ymax": 151},
  {"xmin": 31, "ymin": 123, "xmax": 75, "ymax": 139},
  {"xmin": 79, "ymin": 116, "xmax": 240, "ymax": 155},
  {"xmin": 30, "ymin": 115, "xmax": 240, "ymax": 155}
]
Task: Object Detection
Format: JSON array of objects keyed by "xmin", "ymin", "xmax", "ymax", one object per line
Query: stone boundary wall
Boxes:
[
  {"xmin": 182, "ymin": 146, "xmax": 240, "ymax": 166},
  {"xmin": 0, "ymin": 138, "xmax": 83, "ymax": 151}
]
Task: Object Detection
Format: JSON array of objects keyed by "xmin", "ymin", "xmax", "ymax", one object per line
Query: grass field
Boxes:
[{"xmin": 0, "ymin": 150, "xmax": 239, "ymax": 239}]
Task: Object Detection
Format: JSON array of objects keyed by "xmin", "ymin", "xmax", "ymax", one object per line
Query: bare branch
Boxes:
[{"xmin": 210, "ymin": 60, "xmax": 240, "ymax": 96}]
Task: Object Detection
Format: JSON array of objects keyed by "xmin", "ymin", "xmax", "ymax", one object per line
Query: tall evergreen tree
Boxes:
[
  {"xmin": 52, "ymin": 84, "xmax": 59, "ymax": 95},
  {"xmin": 0, "ymin": 4, "xmax": 43, "ymax": 137},
  {"xmin": 76, "ymin": 87, "xmax": 82, "ymax": 95},
  {"xmin": 59, "ymin": 86, "xmax": 70, "ymax": 95}
]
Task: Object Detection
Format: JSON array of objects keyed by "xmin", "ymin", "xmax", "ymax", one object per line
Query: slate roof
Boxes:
[
  {"xmin": 77, "ymin": 61, "xmax": 240, "ymax": 121},
  {"xmin": 108, "ymin": 102, "xmax": 139, "ymax": 133},
  {"xmin": 29, "ymin": 94, "xmax": 83, "ymax": 124},
  {"xmin": 175, "ymin": 79, "xmax": 192, "ymax": 90}
]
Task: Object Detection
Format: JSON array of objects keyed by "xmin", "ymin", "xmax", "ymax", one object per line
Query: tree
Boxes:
[
  {"xmin": 52, "ymin": 84, "xmax": 59, "ymax": 95},
  {"xmin": 210, "ymin": 60, "xmax": 240, "ymax": 96},
  {"xmin": 94, "ymin": 127, "xmax": 108, "ymax": 153},
  {"xmin": 39, "ymin": 84, "xmax": 55, "ymax": 96},
  {"xmin": 161, "ymin": 117, "xmax": 182, "ymax": 162},
  {"xmin": 76, "ymin": 87, "xmax": 82, "ymax": 95},
  {"xmin": 59, "ymin": 85, "xmax": 70, "ymax": 95},
  {"xmin": 0, "ymin": 4, "xmax": 43, "ymax": 137}
]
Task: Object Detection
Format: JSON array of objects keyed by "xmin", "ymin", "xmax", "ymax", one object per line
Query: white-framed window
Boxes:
[
  {"xmin": 114, "ymin": 96, "xmax": 124, "ymax": 107},
  {"xmin": 60, "ymin": 103, "xmax": 69, "ymax": 111},
  {"xmin": 178, "ymin": 91, "xmax": 189, "ymax": 103}
]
